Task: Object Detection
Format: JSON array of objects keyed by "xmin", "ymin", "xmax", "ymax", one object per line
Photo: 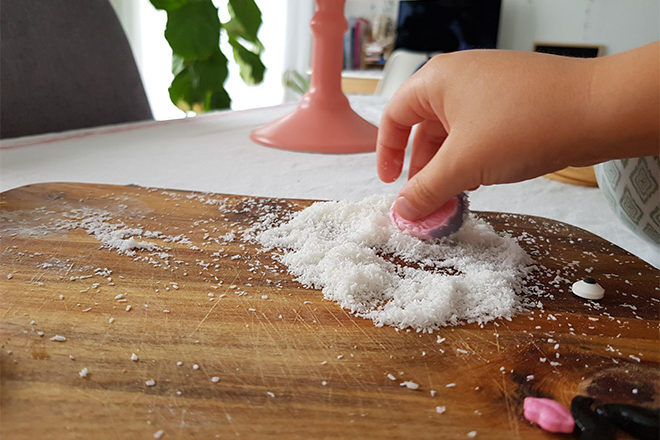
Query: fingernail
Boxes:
[{"xmin": 394, "ymin": 196, "xmax": 423, "ymax": 221}]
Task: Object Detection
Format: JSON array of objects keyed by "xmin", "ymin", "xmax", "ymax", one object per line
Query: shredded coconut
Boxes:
[
  {"xmin": 49, "ymin": 335, "xmax": 66, "ymax": 342},
  {"xmin": 79, "ymin": 367, "xmax": 89, "ymax": 378},
  {"xmin": 256, "ymin": 195, "xmax": 535, "ymax": 331},
  {"xmin": 131, "ymin": 353, "xmax": 138, "ymax": 362}
]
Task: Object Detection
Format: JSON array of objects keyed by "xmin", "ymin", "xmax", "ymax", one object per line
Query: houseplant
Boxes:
[{"xmin": 151, "ymin": 0, "xmax": 265, "ymax": 113}]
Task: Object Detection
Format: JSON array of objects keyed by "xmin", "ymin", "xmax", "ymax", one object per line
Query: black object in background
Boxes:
[
  {"xmin": 534, "ymin": 43, "xmax": 602, "ymax": 58},
  {"xmin": 394, "ymin": 0, "xmax": 501, "ymax": 53},
  {"xmin": 0, "ymin": 0, "xmax": 152, "ymax": 139}
]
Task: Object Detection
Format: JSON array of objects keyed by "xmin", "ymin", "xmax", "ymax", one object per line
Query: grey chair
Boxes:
[{"xmin": 0, "ymin": 0, "xmax": 152, "ymax": 139}]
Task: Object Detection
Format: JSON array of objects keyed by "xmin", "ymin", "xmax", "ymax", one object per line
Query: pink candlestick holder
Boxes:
[{"xmin": 250, "ymin": 0, "xmax": 377, "ymax": 154}]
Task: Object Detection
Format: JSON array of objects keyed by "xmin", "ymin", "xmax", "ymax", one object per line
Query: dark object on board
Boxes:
[
  {"xmin": 571, "ymin": 396, "xmax": 616, "ymax": 440},
  {"xmin": 596, "ymin": 403, "xmax": 660, "ymax": 440}
]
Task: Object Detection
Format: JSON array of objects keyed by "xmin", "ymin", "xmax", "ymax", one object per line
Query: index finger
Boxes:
[{"xmin": 376, "ymin": 78, "xmax": 431, "ymax": 183}]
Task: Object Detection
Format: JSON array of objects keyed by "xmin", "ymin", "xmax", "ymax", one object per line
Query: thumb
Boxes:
[{"xmin": 394, "ymin": 134, "xmax": 478, "ymax": 221}]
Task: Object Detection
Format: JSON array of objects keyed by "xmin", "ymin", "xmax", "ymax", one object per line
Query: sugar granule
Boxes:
[{"xmin": 256, "ymin": 195, "xmax": 535, "ymax": 331}]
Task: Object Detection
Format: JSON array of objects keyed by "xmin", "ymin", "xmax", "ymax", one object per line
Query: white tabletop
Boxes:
[{"xmin": 1, "ymin": 96, "xmax": 658, "ymax": 268}]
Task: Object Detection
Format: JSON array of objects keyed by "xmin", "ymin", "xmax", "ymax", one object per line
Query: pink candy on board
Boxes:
[
  {"xmin": 524, "ymin": 397, "xmax": 575, "ymax": 434},
  {"xmin": 391, "ymin": 193, "xmax": 468, "ymax": 240}
]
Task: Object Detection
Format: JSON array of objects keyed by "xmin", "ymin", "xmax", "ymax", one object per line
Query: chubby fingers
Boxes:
[
  {"xmin": 394, "ymin": 133, "xmax": 479, "ymax": 221},
  {"xmin": 408, "ymin": 119, "xmax": 448, "ymax": 179},
  {"xmin": 376, "ymin": 77, "xmax": 430, "ymax": 183}
]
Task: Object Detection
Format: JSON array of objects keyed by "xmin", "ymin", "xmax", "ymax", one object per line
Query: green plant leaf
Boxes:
[
  {"xmin": 168, "ymin": 50, "xmax": 230, "ymax": 111},
  {"xmin": 165, "ymin": 0, "xmax": 220, "ymax": 59},
  {"xmin": 172, "ymin": 54, "xmax": 186, "ymax": 75},
  {"xmin": 190, "ymin": 50, "xmax": 229, "ymax": 94},
  {"xmin": 209, "ymin": 88, "xmax": 231, "ymax": 110},
  {"xmin": 226, "ymin": 0, "xmax": 261, "ymax": 43},
  {"xmin": 150, "ymin": 0, "xmax": 189, "ymax": 11},
  {"xmin": 229, "ymin": 38, "xmax": 265, "ymax": 85}
]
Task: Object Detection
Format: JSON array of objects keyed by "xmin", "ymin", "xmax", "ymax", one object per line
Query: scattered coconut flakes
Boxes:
[
  {"xmin": 59, "ymin": 294, "xmax": 64, "ymax": 300},
  {"xmin": 153, "ymin": 429, "xmax": 164, "ymax": 439},
  {"xmin": 79, "ymin": 367, "xmax": 89, "ymax": 378},
  {"xmin": 125, "ymin": 305, "xmax": 132, "ymax": 312},
  {"xmin": 7, "ymin": 274, "xmax": 13, "ymax": 279},
  {"xmin": 145, "ymin": 379, "xmax": 156, "ymax": 387},
  {"xmin": 69, "ymin": 354, "xmax": 75, "ymax": 360},
  {"xmin": 266, "ymin": 391, "xmax": 275, "ymax": 398},
  {"xmin": 176, "ymin": 361, "xmax": 183, "ymax": 366},
  {"xmin": 321, "ymin": 380, "xmax": 328, "ymax": 386},
  {"xmin": 430, "ymin": 390, "xmax": 437, "ymax": 397},
  {"xmin": 467, "ymin": 431, "xmax": 477, "ymax": 438},
  {"xmin": 387, "ymin": 373, "xmax": 397, "ymax": 381},
  {"xmin": 130, "ymin": 353, "xmax": 138, "ymax": 362},
  {"xmin": 436, "ymin": 406, "xmax": 446, "ymax": 414},
  {"xmin": 400, "ymin": 381, "xmax": 419, "ymax": 390},
  {"xmin": 192, "ymin": 364, "xmax": 199, "ymax": 370},
  {"xmin": 211, "ymin": 376, "xmax": 220, "ymax": 383},
  {"xmin": 50, "ymin": 335, "xmax": 66, "ymax": 342},
  {"xmin": 446, "ymin": 383, "xmax": 456, "ymax": 388},
  {"xmin": 255, "ymin": 195, "xmax": 536, "ymax": 331},
  {"xmin": 109, "ymin": 317, "xmax": 115, "ymax": 324}
]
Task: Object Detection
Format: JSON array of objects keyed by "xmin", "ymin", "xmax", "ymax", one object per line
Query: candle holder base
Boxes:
[{"xmin": 250, "ymin": 96, "xmax": 377, "ymax": 154}]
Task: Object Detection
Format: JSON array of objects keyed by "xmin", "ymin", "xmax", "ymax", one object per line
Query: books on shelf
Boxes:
[{"xmin": 343, "ymin": 17, "xmax": 372, "ymax": 70}]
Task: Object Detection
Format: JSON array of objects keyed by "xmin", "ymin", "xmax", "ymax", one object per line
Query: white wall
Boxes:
[{"xmin": 498, "ymin": 0, "xmax": 660, "ymax": 54}]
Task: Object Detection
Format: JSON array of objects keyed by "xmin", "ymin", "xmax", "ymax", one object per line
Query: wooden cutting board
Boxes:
[{"xmin": 1, "ymin": 183, "xmax": 658, "ymax": 440}]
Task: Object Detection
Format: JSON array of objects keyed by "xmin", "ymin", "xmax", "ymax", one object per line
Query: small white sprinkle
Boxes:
[
  {"xmin": 59, "ymin": 294, "xmax": 64, "ymax": 300},
  {"xmin": 7, "ymin": 274, "xmax": 13, "ymax": 279},
  {"xmin": 125, "ymin": 305, "xmax": 132, "ymax": 312},
  {"xmin": 457, "ymin": 348, "xmax": 468, "ymax": 354},
  {"xmin": 192, "ymin": 364, "xmax": 199, "ymax": 370},
  {"xmin": 400, "ymin": 381, "xmax": 419, "ymax": 390},
  {"xmin": 435, "ymin": 406, "xmax": 446, "ymax": 414},
  {"xmin": 79, "ymin": 367, "xmax": 89, "ymax": 378},
  {"xmin": 114, "ymin": 293, "xmax": 124, "ymax": 300},
  {"xmin": 430, "ymin": 390, "xmax": 437, "ymax": 397},
  {"xmin": 108, "ymin": 317, "xmax": 115, "ymax": 324},
  {"xmin": 446, "ymin": 383, "xmax": 456, "ymax": 388},
  {"xmin": 69, "ymin": 354, "xmax": 75, "ymax": 360},
  {"xmin": 176, "ymin": 361, "xmax": 183, "ymax": 367},
  {"xmin": 261, "ymin": 295, "xmax": 268, "ymax": 300},
  {"xmin": 162, "ymin": 310, "xmax": 170, "ymax": 313},
  {"xmin": 320, "ymin": 361, "xmax": 327, "ymax": 365},
  {"xmin": 337, "ymin": 355, "xmax": 343, "ymax": 359},
  {"xmin": 436, "ymin": 337, "xmax": 446, "ymax": 344},
  {"xmin": 321, "ymin": 380, "xmax": 327, "ymax": 386},
  {"xmin": 266, "ymin": 391, "xmax": 275, "ymax": 398},
  {"xmin": 387, "ymin": 373, "xmax": 397, "ymax": 381},
  {"xmin": 36, "ymin": 331, "xmax": 44, "ymax": 337},
  {"xmin": 50, "ymin": 335, "xmax": 66, "ymax": 342},
  {"xmin": 526, "ymin": 375, "xmax": 535, "ymax": 381},
  {"xmin": 153, "ymin": 429, "xmax": 164, "ymax": 439},
  {"xmin": 145, "ymin": 379, "xmax": 156, "ymax": 387},
  {"xmin": 211, "ymin": 376, "xmax": 220, "ymax": 383},
  {"xmin": 131, "ymin": 353, "xmax": 138, "ymax": 362},
  {"xmin": 632, "ymin": 388, "xmax": 638, "ymax": 394},
  {"xmin": 467, "ymin": 431, "xmax": 477, "ymax": 438}
]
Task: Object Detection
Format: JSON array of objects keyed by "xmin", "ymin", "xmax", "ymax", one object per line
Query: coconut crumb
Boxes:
[
  {"xmin": 400, "ymin": 381, "xmax": 420, "ymax": 390},
  {"xmin": 211, "ymin": 376, "xmax": 220, "ymax": 383},
  {"xmin": 131, "ymin": 353, "xmax": 138, "ymax": 362},
  {"xmin": 145, "ymin": 379, "xmax": 156, "ymax": 387},
  {"xmin": 436, "ymin": 406, "xmax": 446, "ymax": 414},
  {"xmin": 79, "ymin": 367, "xmax": 89, "ymax": 378},
  {"xmin": 49, "ymin": 335, "xmax": 66, "ymax": 342},
  {"xmin": 153, "ymin": 429, "xmax": 164, "ymax": 439}
]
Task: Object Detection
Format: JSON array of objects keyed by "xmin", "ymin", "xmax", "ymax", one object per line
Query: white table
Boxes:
[{"xmin": 1, "ymin": 96, "xmax": 657, "ymax": 268}]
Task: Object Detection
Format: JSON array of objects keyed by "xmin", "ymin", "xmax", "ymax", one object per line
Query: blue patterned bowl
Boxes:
[{"xmin": 595, "ymin": 156, "xmax": 660, "ymax": 244}]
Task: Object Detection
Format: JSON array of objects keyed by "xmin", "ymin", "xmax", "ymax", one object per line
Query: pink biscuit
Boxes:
[
  {"xmin": 391, "ymin": 193, "xmax": 468, "ymax": 240},
  {"xmin": 523, "ymin": 397, "xmax": 575, "ymax": 434}
]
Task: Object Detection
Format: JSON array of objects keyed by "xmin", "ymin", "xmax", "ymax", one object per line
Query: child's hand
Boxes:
[{"xmin": 377, "ymin": 44, "xmax": 659, "ymax": 220}]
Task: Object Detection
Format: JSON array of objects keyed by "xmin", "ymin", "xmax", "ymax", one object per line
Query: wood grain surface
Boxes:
[{"xmin": 1, "ymin": 183, "xmax": 658, "ymax": 439}]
